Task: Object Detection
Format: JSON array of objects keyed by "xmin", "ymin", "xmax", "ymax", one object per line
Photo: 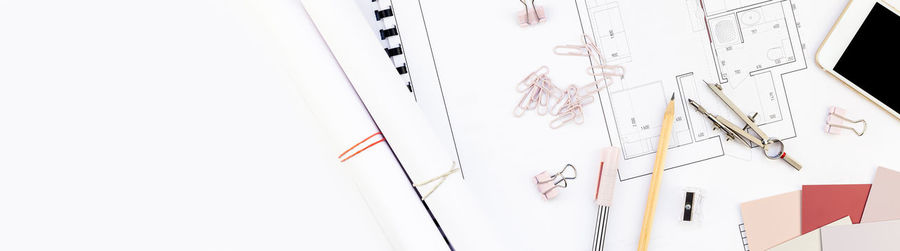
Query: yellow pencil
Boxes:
[{"xmin": 637, "ymin": 93, "xmax": 676, "ymax": 251}]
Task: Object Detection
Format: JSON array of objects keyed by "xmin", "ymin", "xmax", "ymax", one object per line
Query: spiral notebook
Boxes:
[
  {"xmin": 355, "ymin": 0, "xmax": 411, "ymax": 93},
  {"xmin": 353, "ymin": 0, "xmax": 463, "ymax": 175}
]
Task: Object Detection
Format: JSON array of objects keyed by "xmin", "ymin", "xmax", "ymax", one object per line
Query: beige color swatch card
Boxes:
[
  {"xmin": 768, "ymin": 216, "xmax": 851, "ymax": 251},
  {"xmin": 861, "ymin": 167, "xmax": 900, "ymax": 223},
  {"xmin": 821, "ymin": 219, "xmax": 900, "ymax": 251},
  {"xmin": 740, "ymin": 190, "xmax": 802, "ymax": 251}
]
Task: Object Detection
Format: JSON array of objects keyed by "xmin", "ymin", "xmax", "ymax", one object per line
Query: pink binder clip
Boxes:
[
  {"xmin": 517, "ymin": 0, "xmax": 546, "ymax": 27},
  {"xmin": 826, "ymin": 106, "xmax": 867, "ymax": 136},
  {"xmin": 534, "ymin": 164, "xmax": 576, "ymax": 200}
]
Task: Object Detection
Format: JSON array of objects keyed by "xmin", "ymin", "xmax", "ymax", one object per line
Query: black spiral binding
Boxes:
[
  {"xmin": 374, "ymin": 8, "xmax": 394, "ymax": 21},
  {"xmin": 379, "ymin": 27, "xmax": 399, "ymax": 40},
  {"xmin": 385, "ymin": 46, "xmax": 403, "ymax": 57},
  {"xmin": 373, "ymin": 3, "xmax": 412, "ymax": 93}
]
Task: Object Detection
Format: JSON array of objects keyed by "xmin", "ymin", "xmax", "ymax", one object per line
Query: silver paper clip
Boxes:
[
  {"xmin": 534, "ymin": 164, "xmax": 577, "ymax": 200},
  {"xmin": 826, "ymin": 106, "xmax": 867, "ymax": 136}
]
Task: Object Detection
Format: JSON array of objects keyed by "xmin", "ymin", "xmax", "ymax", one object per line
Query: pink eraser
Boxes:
[{"xmin": 594, "ymin": 147, "xmax": 621, "ymax": 206}]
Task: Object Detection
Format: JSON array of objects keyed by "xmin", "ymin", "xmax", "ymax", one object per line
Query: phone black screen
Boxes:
[{"xmin": 834, "ymin": 3, "xmax": 900, "ymax": 109}]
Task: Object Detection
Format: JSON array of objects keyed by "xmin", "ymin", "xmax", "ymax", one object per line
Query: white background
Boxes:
[
  {"xmin": 1, "ymin": 0, "xmax": 898, "ymax": 250},
  {"xmin": 0, "ymin": 0, "xmax": 387, "ymax": 250}
]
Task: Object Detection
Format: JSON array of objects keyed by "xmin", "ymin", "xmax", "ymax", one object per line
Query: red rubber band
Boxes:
[{"xmin": 339, "ymin": 132, "xmax": 385, "ymax": 162}]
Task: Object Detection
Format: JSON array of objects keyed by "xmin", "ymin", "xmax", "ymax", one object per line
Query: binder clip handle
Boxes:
[
  {"xmin": 534, "ymin": 164, "xmax": 577, "ymax": 200},
  {"xmin": 517, "ymin": 0, "xmax": 546, "ymax": 27},
  {"xmin": 825, "ymin": 106, "xmax": 867, "ymax": 136}
]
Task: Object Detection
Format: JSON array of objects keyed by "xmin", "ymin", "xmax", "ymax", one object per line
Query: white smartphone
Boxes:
[{"xmin": 817, "ymin": 0, "xmax": 900, "ymax": 120}]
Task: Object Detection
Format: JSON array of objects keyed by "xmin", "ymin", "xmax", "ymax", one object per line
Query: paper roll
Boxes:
[
  {"xmin": 300, "ymin": 0, "xmax": 504, "ymax": 249},
  {"xmin": 244, "ymin": 1, "xmax": 450, "ymax": 250}
]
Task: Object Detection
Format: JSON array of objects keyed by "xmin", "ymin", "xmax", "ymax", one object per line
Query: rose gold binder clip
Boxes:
[
  {"xmin": 534, "ymin": 164, "xmax": 577, "ymax": 200},
  {"xmin": 826, "ymin": 106, "xmax": 867, "ymax": 136},
  {"xmin": 517, "ymin": 0, "xmax": 546, "ymax": 27}
]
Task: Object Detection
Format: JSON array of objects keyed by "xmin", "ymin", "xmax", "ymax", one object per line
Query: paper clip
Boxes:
[
  {"xmin": 517, "ymin": 0, "xmax": 546, "ymax": 27},
  {"xmin": 549, "ymin": 85, "xmax": 575, "ymax": 115},
  {"xmin": 578, "ymin": 79, "xmax": 612, "ymax": 98},
  {"xmin": 550, "ymin": 105, "xmax": 584, "ymax": 129},
  {"xmin": 553, "ymin": 36, "xmax": 626, "ymax": 80},
  {"xmin": 549, "ymin": 85, "xmax": 591, "ymax": 129},
  {"xmin": 587, "ymin": 65, "xmax": 625, "ymax": 79},
  {"xmin": 826, "ymin": 106, "xmax": 867, "ymax": 136},
  {"xmin": 517, "ymin": 65, "xmax": 549, "ymax": 92},
  {"xmin": 514, "ymin": 66, "xmax": 560, "ymax": 117},
  {"xmin": 534, "ymin": 164, "xmax": 577, "ymax": 200},
  {"xmin": 548, "ymin": 84, "xmax": 602, "ymax": 129},
  {"xmin": 514, "ymin": 36, "xmax": 627, "ymax": 129},
  {"xmin": 553, "ymin": 44, "xmax": 591, "ymax": 56},
  {"xmin": 583, "ymin": 36, "xmax": 625, "ymax": 79}
]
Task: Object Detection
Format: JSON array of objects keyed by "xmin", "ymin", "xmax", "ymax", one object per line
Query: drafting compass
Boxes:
[{"xmin": 688, "ymin": 82, "xmax": 802, "ymax": 171}]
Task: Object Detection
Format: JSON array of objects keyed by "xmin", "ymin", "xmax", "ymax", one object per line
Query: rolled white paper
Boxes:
[
  {"xmin": 244, "ymin": 1, "xmax": 450, "ymax": 250},
  {"xmin": 300, "ymin": 0, "xmax": 504, "ymax": 249}
]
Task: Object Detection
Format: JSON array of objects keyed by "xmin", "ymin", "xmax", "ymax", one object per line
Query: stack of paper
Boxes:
[
  {"xmin": 769, "ymin": 217, "xmax": 851, "ymax": 251},
  {"xmin": 741, "ymin": 167, "xmax": 900, "ymax": 251}
]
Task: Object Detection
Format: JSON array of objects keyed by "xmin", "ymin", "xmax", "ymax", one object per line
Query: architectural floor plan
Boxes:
[
  {"xmin": 579, "ymin": 0, "xmax": 803, "ymax": 180},
  {"xmin": 380, "ymin": 0, "xmax": 809, "ymax": 249}
]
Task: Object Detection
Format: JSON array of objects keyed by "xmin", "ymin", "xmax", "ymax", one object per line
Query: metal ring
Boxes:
[{"xmin": 763, "ymin": 138, "xmax": 784, "ymax": 159}]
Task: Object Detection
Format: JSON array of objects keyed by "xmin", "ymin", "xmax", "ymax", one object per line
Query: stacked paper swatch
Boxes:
[{"xmin": 740, "ymin": 167, "xmax": 900, "ymax": 251}]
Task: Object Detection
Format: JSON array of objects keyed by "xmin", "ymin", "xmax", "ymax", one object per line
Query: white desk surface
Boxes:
[{"xmin": 0, "ymin": 0, "xmax": 897, "ymax": 250}]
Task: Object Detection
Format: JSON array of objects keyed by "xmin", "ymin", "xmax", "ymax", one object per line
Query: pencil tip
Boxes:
[{"xmin": 670, "ymin": 93, "xmax": 675, "ymax": 100}]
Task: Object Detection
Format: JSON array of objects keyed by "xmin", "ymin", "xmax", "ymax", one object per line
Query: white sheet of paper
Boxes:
[{"xmin": 821, "ymin": 219, "xmax": 900, "ymax": 251}]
